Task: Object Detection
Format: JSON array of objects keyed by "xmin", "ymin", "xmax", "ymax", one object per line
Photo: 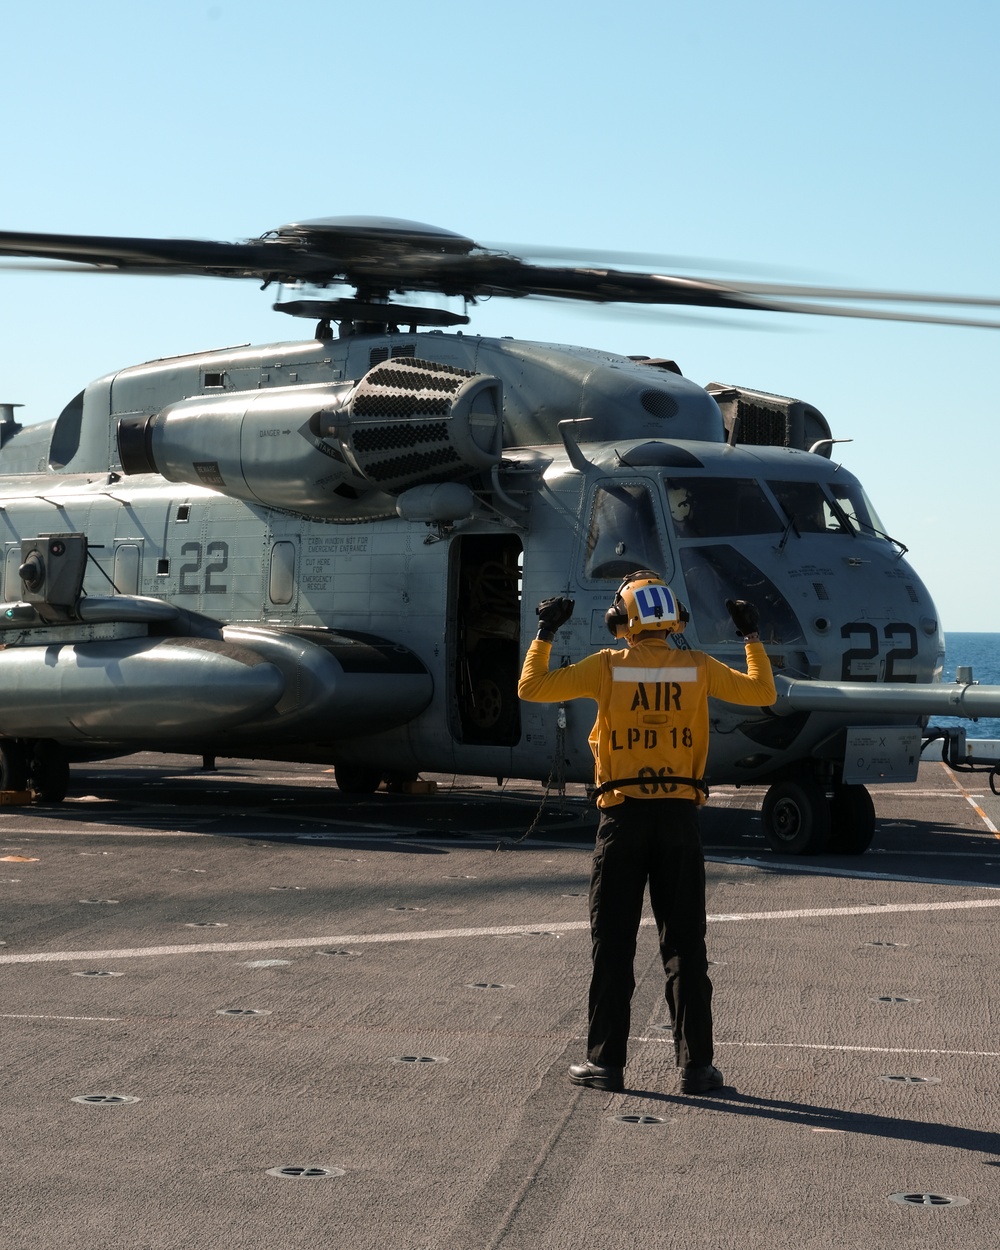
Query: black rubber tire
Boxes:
[
  {"xmin": 828, "ymin": 783, "xmax": 876, "ymax": 854},
  {"xmin": 0, "ymin": 740, "xmax": 29, "ymax": 792},
  {"xmin": 466, "ymin": 657, "xmax": 518, "ymax": 744},
  {"xmin": 334, "ymin": 764, "xmax": 383, "ymax": 795},
  {"xmin": 761, "ymin": 777, "xmax": 832, "ymax": 855},
  {"xmin": 468, "ymin": 669, "xmax": 507, "ymax": 733},
  {"xmin": 29, "ymin": 741, "xmax": 70, "ymax": 803}
]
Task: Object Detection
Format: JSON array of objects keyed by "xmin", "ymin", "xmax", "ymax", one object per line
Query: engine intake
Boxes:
[
  {"xmin": 117, "ymin": 357, "xmax": 503, "ymax": 520},
  {"xmin": 706, "ymin": 383, "xmax": 832, "ymax": 456}
]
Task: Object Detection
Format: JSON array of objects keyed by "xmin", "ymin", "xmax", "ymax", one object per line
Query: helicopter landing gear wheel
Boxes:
[
  {"xmin": 469, "ymin": 670, "xmax": 506, "ymax": 733},
  {"xmin": 465, "ymin": 654, "xmax": 518, "ymax": 745},
  {"xmin": 28, "ymin": 741, "xmax": 70, "ymax": 804},
  {"xmin": 761, "ymin": 777, "xmax": 831, "ymax": 855},
  {"xmin": 828, "ymin": 782, "xmax": 875, "ymax": 854},
  {"xmin": 0, "ymin": 741, "xmax": 29, "ymax": 792},
  {"xmin": 334, "ymin": 764, "xmax": 383, "ymax": 795}
]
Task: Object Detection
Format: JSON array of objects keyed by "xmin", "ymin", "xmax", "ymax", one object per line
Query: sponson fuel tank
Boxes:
[
  {"xmin": 0, "ymin": 635, "xmax": 285, "ymax": 741},
  {"xmin": 219, "ymin": 626, "xmax": 434, "ymax": 739},
  {"xmin": 0, "ymin": 610, "xmax": 433, "ymax": 746}
]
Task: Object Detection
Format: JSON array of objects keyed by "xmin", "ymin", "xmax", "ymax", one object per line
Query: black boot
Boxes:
[
  {"xmin": 568, "ymin": 1061, "xmax": 624, "ymax": 1092},
  {"xmin": 680, "ymin": 1064, "xmax": 725, "ymax": 1094}
]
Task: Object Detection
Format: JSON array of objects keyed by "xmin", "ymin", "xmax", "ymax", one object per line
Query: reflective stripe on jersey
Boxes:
[{"xmin": 612, "ymin": 666, "xmax": 699, "ymax": 684}]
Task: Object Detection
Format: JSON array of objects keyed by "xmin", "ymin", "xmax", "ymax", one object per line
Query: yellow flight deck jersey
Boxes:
[{"xmin": 518, "ymin": 636, "xmax": 776, "ymax": 808}]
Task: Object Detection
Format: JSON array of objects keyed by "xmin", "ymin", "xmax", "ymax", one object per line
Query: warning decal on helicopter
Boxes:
[
  {"xmin": 193, "ymin": 461, "xmax": 225, "ymax": 487},
  {"xmin": 842, "ymin": 727, "xmax": 921, "ymax": 785}
]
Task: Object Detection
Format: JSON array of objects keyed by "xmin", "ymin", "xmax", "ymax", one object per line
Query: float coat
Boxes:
[{"xmin": 519, "ymin": 637, "xmax": 776, "ymax": 806}]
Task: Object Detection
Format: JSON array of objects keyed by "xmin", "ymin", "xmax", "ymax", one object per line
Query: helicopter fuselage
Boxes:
[{"xmin": 0, "ymin": 330, "xmax": 945, "ymax": 804}]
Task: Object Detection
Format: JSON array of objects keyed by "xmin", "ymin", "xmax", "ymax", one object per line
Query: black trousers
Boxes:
[{"xmin": 587, "ymin": 797, "xmax": 713, "ymax": 1070}]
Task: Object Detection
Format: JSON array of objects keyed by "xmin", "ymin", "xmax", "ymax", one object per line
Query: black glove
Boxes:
[
  {"xmin": 535, "ymin": 596, "xmax": 575, "ymax": 640},
  {"xmin": 726, "ymin": 598, "xmax": 759, "ymax": 639}
]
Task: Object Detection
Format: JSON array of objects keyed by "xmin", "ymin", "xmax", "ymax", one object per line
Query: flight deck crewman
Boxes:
[{"xmin": 518, "ymin": 570, "xmax": 776, "ymax": 1095}]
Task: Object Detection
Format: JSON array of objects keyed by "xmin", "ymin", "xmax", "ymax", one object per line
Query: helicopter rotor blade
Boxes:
[
  {"xmin": 1, "ymin": 219, "xmax": 998, "ymax": 329},
  {"xmin": 0, "ymin": 259, "xmax": 198, "ymax": 275},
  {"xmin": 481, "ymin": 242, "xmax": 746, "ymax": 273},
  {"xmin": 725, "ymin": 296, "xmax": 1000, "ymax": 331},
  {"xmin": 702, "ymin": 279, "xmax": 1000, "ymax": 310},
  {"xmin": 0, "ymin": 228, "xmax": 331, "ymax": 283}
]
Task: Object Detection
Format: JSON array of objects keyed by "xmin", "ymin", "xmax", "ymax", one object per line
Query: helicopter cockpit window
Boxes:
[
  {"xmin": 767, "ymin": 480, "xmax": 852, "ymax": 535},
  {"xmin": 678, "ymin": 544, "xmax": 805, "ymax": 645},
  {"xmin": 584, "ymin": 482, "xmax": 666, "ymax": 580},
  {"xmin": 827, "ymin": 480, "xmax": 890, "ymax": 541},
  {"xmin": 663, "ymin": 478, "xmax": 782, "ymax": 538}
]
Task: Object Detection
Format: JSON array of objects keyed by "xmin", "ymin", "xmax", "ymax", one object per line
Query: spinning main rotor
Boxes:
[{"xmin": 1, "ymin": 215, "xmax": 998, "ymax": 333}]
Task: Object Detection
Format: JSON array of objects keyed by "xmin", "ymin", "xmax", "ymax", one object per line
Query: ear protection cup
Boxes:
[
  {"xmin": 604, "ymin": 569, "xmax": 653, "ymax": 638},
  {"xmin": 604, "ymin": 599, "xmax": 628, "ymax": 638}
]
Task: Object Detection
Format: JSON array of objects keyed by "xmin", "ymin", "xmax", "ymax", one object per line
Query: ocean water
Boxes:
[{"xmin": 928, "ymin": 632, "xmax": 1000, "ymax": 741}]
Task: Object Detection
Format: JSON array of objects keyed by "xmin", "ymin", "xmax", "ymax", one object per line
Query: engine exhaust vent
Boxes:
[
  {"xmin": 706, "ymin": 382, "xmax": 832, "ymax": 456},
  {"xmin": 347, "ymin": 357, "xmax": 502, "ymax": 494}
]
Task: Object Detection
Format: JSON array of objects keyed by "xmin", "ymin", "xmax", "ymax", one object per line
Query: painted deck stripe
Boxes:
[
  {"xmin": 964, "ymin": 793, "xmax": 1000, "ymax": 835},
  {"xmin": 0, "ymin": 1013, "xmax": 121, "ymax": 1022},
  {"xmin": 2, "ymin": 897, "xmax": 999, "ymax": 966},
  {"xmin": 636, "ymin": 1039, "xmax": 1000, "ymax": 1059},
  {"xmin": 940, "ymin": 761, "xmax": 1000, "ymax": 839},
  {"xmin": 706, "ymin": 856, "xmax": 1000, "ymax": 890},
  {"xmin": 704, "ymin": 898, "xmax": 1000, "ymax": 921}
]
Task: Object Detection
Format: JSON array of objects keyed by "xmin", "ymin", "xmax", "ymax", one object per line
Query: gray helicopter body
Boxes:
[
  {"xmin": 0, "ymin": 330, "xmax": 956, "ymax": 816},
  {"xmin": 2, "ymin": 214, "xmax": 998, "ymax": 851}
]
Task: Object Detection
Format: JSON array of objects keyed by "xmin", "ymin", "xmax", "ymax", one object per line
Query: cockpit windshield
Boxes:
[
  {"xmin": 766, "ymin": 480, "xmax": 853, "ymax": 535},
  {"xmin": 584, "ymin": 482, "xmax": 666, "ymax": 580},
  {"xmin": 827, "ymin": 479, "xmax": 889, "ymax": 540},
  {"xmin": 663, "ymin": 478, "xmax": 783, "ymax": 538},
  {"xmin": 679, "ymin": 544, "xmax": 805, "ymax": 645}
]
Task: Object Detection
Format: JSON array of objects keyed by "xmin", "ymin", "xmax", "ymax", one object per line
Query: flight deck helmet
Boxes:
[{"xmin": 604, "ymin": 569, "xmax": 688, "ymax": 641}]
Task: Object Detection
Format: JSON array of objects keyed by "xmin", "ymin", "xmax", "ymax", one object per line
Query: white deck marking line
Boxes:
[
  {"xmin": 963, "ymin": 794, "xmax": 999, "ymax": 835},
  {"xmin": 0, "ymin": 828, "xmax": 217, "ymax": 838},
  {"xmin": 2, "ymin": 897, "xmax": 1000, "ymax": 966},
  {"xmin": 0, "ymin": 827, "xmax": 583, "ymax": 845},
  {"xmin": 939, "ymin": 760, "xmax": 1000, "ymax": 838},
  {"xmin": 711, "ymin": 788, "xmax": 950, "ymax": 798},
  {"xmin": 0, "ymin": 923, "xmax": 592, "ymax": 964},
  {"xmin": 0, "ymin": 826, "xmax": 423, "ymax": 841},
  {"xmin": 866, "ymin": 848, "xmax": 1000, "ymax": 859},
  {"xmin": 704, "ymin": 898, "xmax": 1000, "ymax": 921},
  {"xmin": 707, "ymin": 856, "xmax": 1000, "ymax": 890},
  {"xmin": 714, "ymin": 1041, "xmax": 1000, "ymax": 1059},
  {"xmin": 633, "ymin": 1038, "xmax": 1000, "ymax": 1058},
  {"xmin": 0, "ymin": 1013, "xmax": 121, "ymax": 1022}
]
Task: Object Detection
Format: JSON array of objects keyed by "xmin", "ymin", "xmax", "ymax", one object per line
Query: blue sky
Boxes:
[{"xmin": 1, "ymin": 0, "xmax": 998, "ymax": 633}]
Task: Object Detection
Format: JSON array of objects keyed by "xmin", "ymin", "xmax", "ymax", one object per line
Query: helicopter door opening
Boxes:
[{"xmin": 453, "ymin": 534, "xmax": 522, "ymax": 746}]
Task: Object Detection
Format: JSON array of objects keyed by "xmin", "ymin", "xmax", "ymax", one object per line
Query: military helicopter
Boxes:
[{"xmin": 2, "ymin": 215, "xmax": 1000, "ymax": 854}]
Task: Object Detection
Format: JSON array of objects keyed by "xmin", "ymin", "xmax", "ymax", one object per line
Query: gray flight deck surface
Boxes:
[{"xmin": 1, "ymin": 756, "xmax": 998, "ymax": 1249}]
